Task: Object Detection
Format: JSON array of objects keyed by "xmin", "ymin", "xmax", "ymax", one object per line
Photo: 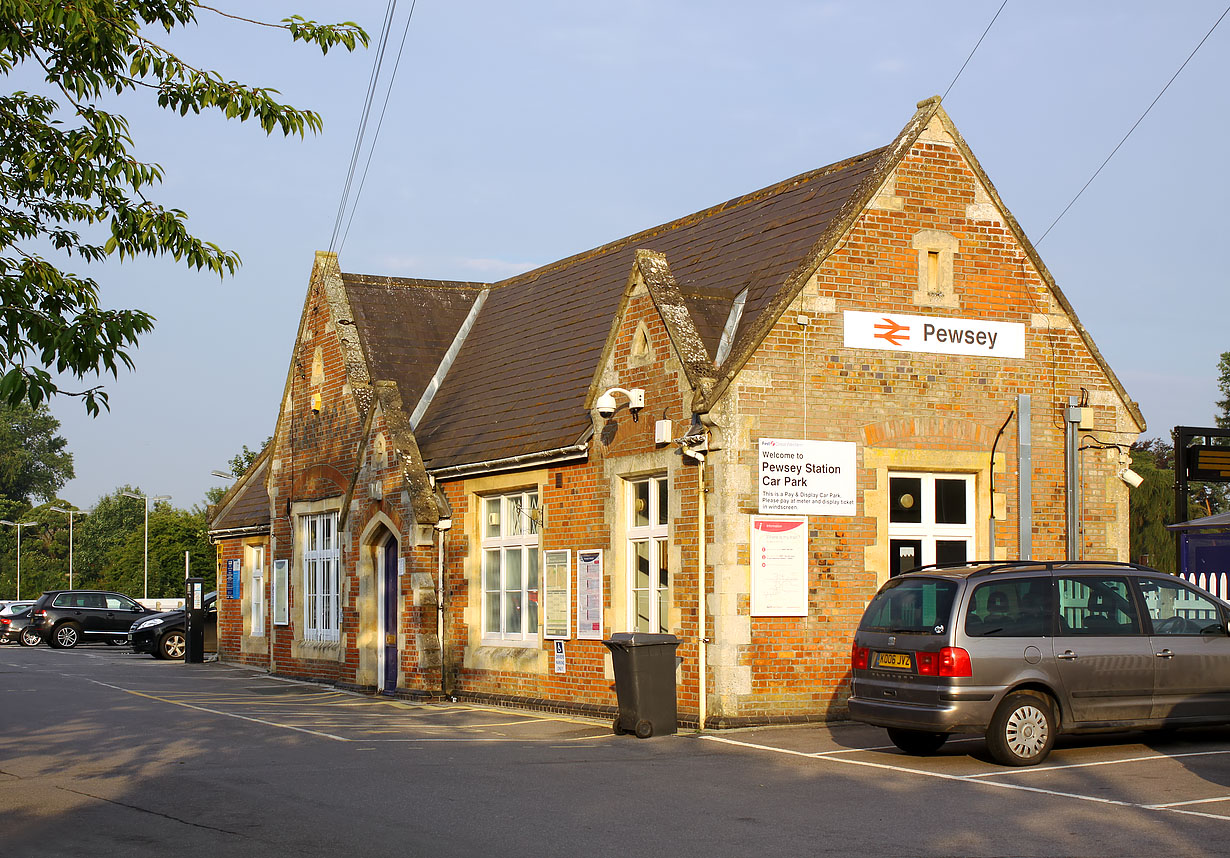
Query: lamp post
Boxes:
[
  {"xmin": 49, "ymin": 506, "xmax": 87, "ymax": 589},
  {"xmin": 121, "ymin": 491, "xmax": 171, "ymax": 599},
  {"xmin": 0, "ymin": 519, "xmax": 39, "ymax": 599}
]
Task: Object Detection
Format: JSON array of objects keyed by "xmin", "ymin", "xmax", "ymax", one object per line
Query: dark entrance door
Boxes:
[{"xmin": 383, "ymin": 539, "xmax": 398, "ymax": 694}]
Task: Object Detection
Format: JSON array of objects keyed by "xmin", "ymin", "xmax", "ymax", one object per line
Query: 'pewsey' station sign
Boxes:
[{"xmin": 843, "ymin": 310, "xmax": 1025, "ymax": 358}]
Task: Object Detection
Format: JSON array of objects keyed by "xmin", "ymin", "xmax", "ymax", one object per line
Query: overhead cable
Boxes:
[
  {"xmin": 328, "ymin": 0, "xmax": 399, "ymax": 254},
  {"xmin": 1038, "ymin": 4, "xmax": 1230, "ymax": 244},
  {"xmin": 943, "ymin": 0, "xmax": 1009, "ymax": 103},
  {"xmin": 339, "ymin": 0, "xmax": 418, "ymax": 254}
]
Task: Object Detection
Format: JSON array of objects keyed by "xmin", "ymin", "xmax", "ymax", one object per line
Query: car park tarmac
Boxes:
[{"xmin": 5, "ymin": 645, "xmax": 1230, "ymax": 857}]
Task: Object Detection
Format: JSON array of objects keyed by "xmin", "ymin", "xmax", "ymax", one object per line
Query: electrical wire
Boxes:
[
  {"xmin": 1038, "ymin": 4, "xmax": 1230, "ymax": 244},
  {"xmin": 943, "ymin": 0, "xmax": 1009, "ymax": 102},
  {"xmin": 328, "ymin": 0, "xmax": 400, "ymax": 254},
  {"xmin": 338, "ymin": 0, "xmax": 418, "ymax": 253}
]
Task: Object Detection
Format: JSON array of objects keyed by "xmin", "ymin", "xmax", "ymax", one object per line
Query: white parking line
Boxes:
[
  {"xmin": 83, "ymin": 677, "xmax": 610, "ymax": 744},
  {"xmin": 1149, "ymin": 795, "xmax": 1230, "ymax": 809},
  {"xmin": 961, "ymin": 748, "xmax": 1230, "ymax": 778},
  {"xmin": 701, "ymin": 735, "xmax": 1230, "ymax": 822}
]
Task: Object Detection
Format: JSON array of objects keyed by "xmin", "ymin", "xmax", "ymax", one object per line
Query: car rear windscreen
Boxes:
[{"xmin": 860, "ymin": 577, "xmax": 959, "ymax": 634}]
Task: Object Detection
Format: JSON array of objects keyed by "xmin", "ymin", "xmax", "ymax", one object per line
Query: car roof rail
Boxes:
[{"xmin": 905, "ymin": 559, "xmax": 1162, "ymax": 579}]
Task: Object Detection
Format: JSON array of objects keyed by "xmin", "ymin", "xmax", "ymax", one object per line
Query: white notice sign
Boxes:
[
  {"xmin": 751, "ymin": 516, "xmax": 809, "ymax": 617},
  {"xmin": 759, "ymin": 438, "xmax": 856, "ymax": 516},
  {"xmin": 844, "ymin": 310, "xmax": 1025, "ymax": 359},
  {"xmin": 576, "ymin": 550, "xmax": 603, "ymax": 640}
]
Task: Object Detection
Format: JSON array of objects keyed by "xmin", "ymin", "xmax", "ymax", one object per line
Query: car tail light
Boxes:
[
  {"xmin": 0, "ymin": 618, "xmax": 9, "ymax": 626},
  {"xmin": 851, "ymin": 643, "xmax": 869, "ymax": 670},
  {"xmin": 914, "ymin": 646, "xmax": 972, "ymax": 677}
]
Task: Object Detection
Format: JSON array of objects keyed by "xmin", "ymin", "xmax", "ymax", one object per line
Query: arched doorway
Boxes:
[{"xmin": 377, "ymin": 531, "xmax": 400, "ymax": 694}]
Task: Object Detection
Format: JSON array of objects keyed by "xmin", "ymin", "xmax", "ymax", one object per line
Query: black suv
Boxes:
[{"xmin": 29, "ymin": 590, "xmax": 155, "ymax": 648}]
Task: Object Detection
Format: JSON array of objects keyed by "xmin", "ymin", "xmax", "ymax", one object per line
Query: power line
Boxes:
[
  {"xmin": 328, "ymin": 0, "xmax": 400, "ymax": 254},
  {"xmin": 1038, "ymin": 4, "xmax": 1230, "ymax": 244},
  {"xmin": 339, "ymin": 0, "xmax": 418, "ymax": 254},
  {"xmin": 943, "ymin": 0, "xmax": 1009, "ymax": 102}
]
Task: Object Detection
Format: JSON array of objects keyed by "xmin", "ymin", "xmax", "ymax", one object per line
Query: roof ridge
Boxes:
[
  {"xmin": 490, "ymin": 146, "xmax": 890, "ymax": 290},
  {"xmin": 341, "ymin": 273, "xmax": 488, "ymax": 290}
]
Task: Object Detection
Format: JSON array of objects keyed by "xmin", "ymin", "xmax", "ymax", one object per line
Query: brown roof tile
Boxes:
[
  {"xmin": 407, "ymin": 147, "xmax": 889, "ymax": 470},
  {"xmin": 342, "ymin": 274, "xmax": 486, "ymax": 407}
]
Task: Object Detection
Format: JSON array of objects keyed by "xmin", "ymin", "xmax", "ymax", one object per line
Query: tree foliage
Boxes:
[
  {"xmin": 1129, "ymin": 440, "xmax": 1179, "ymax": 573},
  {"xmin": 1217, "ymin": 351, "xmax": 1230, "ymax": 432},
  {"xmin": 0, "ymin": 398, "xmax": 72, "ymax": 503},
  {"xmin": 0, "ymin": 486, "xmax": 213, "ymax": 599},
  {"xmin": 0, "ymin": 2, "xmax": 366, "ymax": 412}
]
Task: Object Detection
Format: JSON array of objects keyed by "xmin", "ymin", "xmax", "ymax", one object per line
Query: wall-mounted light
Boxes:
[{"xmin": 595, "ymin": 387, "xmax": 645, "ymax": 421}]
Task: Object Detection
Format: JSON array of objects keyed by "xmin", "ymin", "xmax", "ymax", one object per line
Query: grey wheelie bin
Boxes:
[{"xmin": 602, "ymin": 632, "xmax": 680, "ymax": 738}]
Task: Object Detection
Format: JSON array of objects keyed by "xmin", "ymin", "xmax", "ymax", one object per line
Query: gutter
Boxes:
[
  {"xmin": 428, "ymin": 440, "xmax": 590, "ymax": 481},
  {"xmin": 208, "ymin": 524, "xmax": 271, "ymax": 544},
  {"xmin": 427, "ymin": 436, "xmax": 592, "ymax": 481}
]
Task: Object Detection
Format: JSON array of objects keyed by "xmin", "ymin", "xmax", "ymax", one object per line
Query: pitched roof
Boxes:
[
  {"xmin": 208, "ymin": 451, "xmax": 270, "ymax": 536},
  {"xmin": 388, "ymin": 147, "xmax": 891, "ymax": 471},
  {"xmin": 332, "ymin": 97, "xmax": 1142, "ymax": 475},
  {"xmin": 342, "ymin": 274, "xmax": 486, "ymax": 411}
]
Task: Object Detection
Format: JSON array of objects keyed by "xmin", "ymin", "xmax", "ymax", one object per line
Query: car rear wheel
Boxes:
[
  {"xmin": 886, "ymin": 728, "xmax": 949, "ymax": 756},
  {"xmin": 158, "ymin": 630, "xmax": 186, "ymax": 660},
  {"xmin": 19, "ymin": 628, "xmax": 41, "ymax": 647},
  {"xmin": 51, "ymin": 622, "xmax": 82, "ymax": 649},
  {"xmin": 987, "ymin": 690, "xmax": 1056, "ymax": 766}
]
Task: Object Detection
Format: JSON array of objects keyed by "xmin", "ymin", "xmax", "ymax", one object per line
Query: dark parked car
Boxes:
[
  {"xmin": 129, "ymin": 591, "xmax": 217, "ymax": 659},
  {"xmin": 0, "ymin": 605, "xmax": 41, "ymax": 646},
  {"xmin": 28, "ymin": 589, "xmax": 154, "ymax": 648},
  {"xmin": 849, "ymin": 561, "xmax": 1230, "ymax": 766}
]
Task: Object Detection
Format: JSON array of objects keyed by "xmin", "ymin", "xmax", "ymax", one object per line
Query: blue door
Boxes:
[{"xmin": 383, "ymin": 540, "xmax": 398, "ymax": 693}]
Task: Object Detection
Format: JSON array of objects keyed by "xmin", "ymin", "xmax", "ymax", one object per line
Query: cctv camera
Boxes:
[
  {"xmin": 595, "ymin": 391, "xmax": 618, "ymax": 419},
  {"xmin": 1121, "ymin": 468, "xmax": 1144, "ymax": 489}
]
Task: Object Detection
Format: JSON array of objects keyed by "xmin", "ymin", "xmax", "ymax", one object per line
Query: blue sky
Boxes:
[{"xmin": 41, "ymin": 1, "xmax": 1230, "ymax": 509}]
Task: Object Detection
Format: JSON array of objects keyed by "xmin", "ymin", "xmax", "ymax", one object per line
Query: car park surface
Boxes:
[
  {"xmin": 4, "ymin": 644, "xmax": 1230, "ymax": 857},
  {"xmin": 850, "ymin": 561, "xmax": 1230, "ymax": 766}
]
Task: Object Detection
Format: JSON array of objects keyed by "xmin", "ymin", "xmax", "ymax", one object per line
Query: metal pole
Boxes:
[
  {"xmin": 144, "ymin": 498, "xmax": 149, "ymax": 600},
  {"xmin": 16, "ymin": 525, "xmax": 21, "ymax": 601},
  {"xmin": 68, "ymin": 513, "xmax": 74, "ymax": 588}
]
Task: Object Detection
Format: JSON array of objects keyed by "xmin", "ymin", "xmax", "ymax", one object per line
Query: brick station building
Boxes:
[{"xmin": 208, "ymin": 98, "xmax": 1144, "ymax": 726}]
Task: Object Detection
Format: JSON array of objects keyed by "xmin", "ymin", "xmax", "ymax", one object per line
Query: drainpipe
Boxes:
[
  {"xmin": 437, "ymin": 528, "xmax": 447, "ymax": 696},
  {"xmin": 1064, "ymin": 396, "xmax": 1083, "ymax": 561},
  {"xmin": 989, "ymin": 410, "xmax": 1014, "ymax": 561},
  {"xmin": 681, "ymin": 431, "xmax": 709, "ymax": 731},
  {"xmin": 697, "ymin": 454, "xmax": 706, "ymax": 731}
]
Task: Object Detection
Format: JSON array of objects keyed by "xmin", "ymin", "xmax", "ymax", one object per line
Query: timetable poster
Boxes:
[{"xmin": 576, "ymin": 550, "xmax": 603, "ymax": 640}]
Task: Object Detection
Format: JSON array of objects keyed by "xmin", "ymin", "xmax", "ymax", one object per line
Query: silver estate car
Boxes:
[{"xmin": 849, "ymin": 561, "xmax": 1230, "ymax": 766}]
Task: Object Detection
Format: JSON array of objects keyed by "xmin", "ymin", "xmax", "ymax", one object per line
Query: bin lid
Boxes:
[{"xmin": 603, "ymin": 632, "xmax": 680, "ymax": 646}]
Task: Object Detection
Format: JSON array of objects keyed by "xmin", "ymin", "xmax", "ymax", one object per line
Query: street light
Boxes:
[
  {"xmin": 0, "ymin": 520, "xmax": 39, "ymax": 599},
  {"xmin": 121, "ymin": 491, "xmax": 171, "ymax": 599},
  {"xmin": 49, "ymin": 506, "xmax": 88, "ymax": 589}
]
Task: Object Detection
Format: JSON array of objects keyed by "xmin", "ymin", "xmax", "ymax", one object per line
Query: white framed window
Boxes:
[
  {"xmin": 302, "ymin": 512, "xmax": 340, "ymax": 641},
  {"xmin": 481, "ymin": 489, "xmax": 540, "ymax": 643},
  {"xmin": 888, "ymin": 472, "xmax": 975, "ymax": 576},
  {"xmin": 627, "ymin": 475, "xmax": 670, "ymax": 633},
  {"xmin": 272, "ymin": 559, "xmax": 289, "ymax": 625},
  {"xmin": 247, "ymin": 544, "xmax": 265, "ymax": 637}
]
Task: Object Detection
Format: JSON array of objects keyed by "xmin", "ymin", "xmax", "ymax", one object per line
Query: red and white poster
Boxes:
[{"xmin": 750, "ymin": 516, "xmax": 809, "ymax": 617}]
